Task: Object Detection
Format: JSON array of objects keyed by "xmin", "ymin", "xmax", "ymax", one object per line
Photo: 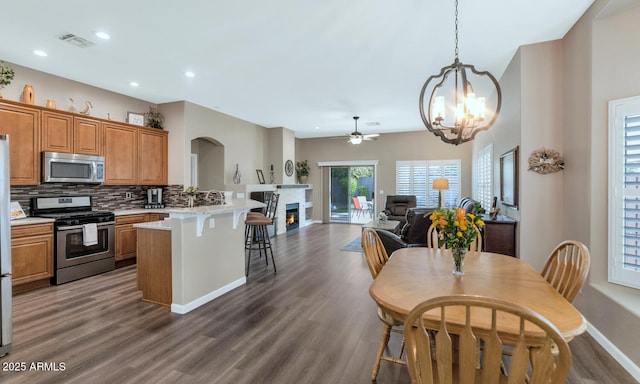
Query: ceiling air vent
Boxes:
[
  {"xmin": 366, "ymin": 122, "xmax": 381, "ymax": 126},
  {"xmin": 58, "ymin": 33, "xmax": 95, "ymax": 48}
]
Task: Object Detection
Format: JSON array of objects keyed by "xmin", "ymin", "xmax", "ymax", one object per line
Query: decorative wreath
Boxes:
[{"xmin": 528, "ymin": 148, "xmax": 564, "ymax": 174}]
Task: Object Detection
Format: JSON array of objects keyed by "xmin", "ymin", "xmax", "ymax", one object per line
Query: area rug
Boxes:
[{"xmin": 341, "ymin": 237, "xmax": 363, "ymax": 252}]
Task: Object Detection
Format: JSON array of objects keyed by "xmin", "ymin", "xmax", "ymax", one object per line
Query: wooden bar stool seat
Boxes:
[{"xmin": 244, "ymin": 192, "xmax": 279, "ymax": 277}]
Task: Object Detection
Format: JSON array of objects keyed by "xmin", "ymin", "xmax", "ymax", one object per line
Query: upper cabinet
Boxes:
[
  {"xmin": 138, "ymin": 127, "xmax": 168, "ymax": 185},
  {"xmin": 103, "ymin": 123, "xmax": 138, "ymax": 185},
  {"xmin": 103, "ymin": 124, "xmax": 168, "ymax": 186},
  {"xmin": 41, "ymin": 111, "xmax": 102, "ymax": 156},
  {"xmin": 0, "ymin": 101, "xmax": 40, "ymax": 185},
  {"xmin": 0, "ymin": 99, "xmax": 168, "ymax": 187}
]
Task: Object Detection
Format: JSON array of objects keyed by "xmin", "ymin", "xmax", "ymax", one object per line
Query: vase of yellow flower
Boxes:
[
  {"xmin": 428, "ymin": 202, "xmax": 484, "ymax": 276},
  {"xmin": 185, "ymin": 186, "xmax": 199, "ymax": 207}
]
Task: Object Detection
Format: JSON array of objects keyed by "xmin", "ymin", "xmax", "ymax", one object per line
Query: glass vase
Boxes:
[
  {"xmin": 188, "ymin": 196, "xmax": 195, "ymax": 208},
  {"xmin": 452, "ymin": 247, "xmax": 466, "ymax": 276}
]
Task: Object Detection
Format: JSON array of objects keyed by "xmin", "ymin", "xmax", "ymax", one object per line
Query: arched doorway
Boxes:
[{"xmin": 190, "ymin": 137, "xmax": 225, "ymax": 190}]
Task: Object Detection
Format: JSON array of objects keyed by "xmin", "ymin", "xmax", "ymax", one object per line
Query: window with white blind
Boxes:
[
  {"xmin": 476, "ymin": 144, "xmax": 493, "ymax": 211},
  {"xmin": 396, "ymin": 160, "xmax": 461, "ymax": 208},
  {"xmin": 609, "ymin": 96, "xmax": 640, "ymax": 289}
]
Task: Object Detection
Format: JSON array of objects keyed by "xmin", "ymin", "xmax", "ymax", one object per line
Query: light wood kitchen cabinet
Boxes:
[
  {"xmin": 74, "ymin": 116, "xmax": 102, "ymax": 155},
  {"xmin": 104, "ymin": 123, "xmax": 168, "ymax": 186},
  {"xmin": 138, "ymin": 127, "xmax": 168, "ymax": 185},
  {"xmin": 115, "ymin": 214, "xmax": 147, "ymax": 261},
  {"xmin": 11, "ymin": 223, "xmax": 54, "ymax": 289},
  {"xmin": 0, "ymin": 100, "xmax": 40, "ymax": 185},
  {"xmin": 41, "ymin": 112, "xmax": 102, "ymax": 156},
  {"xmin": 41, "ymin": 110, "xmax": 73, "ymax": 153},
  {"xmin": 115, "ymin": 213, "xmax": 167, "ymax": 262},
  {"xmin": 103, "ymin": 122, "xmax": 138, "ymax": 185}
]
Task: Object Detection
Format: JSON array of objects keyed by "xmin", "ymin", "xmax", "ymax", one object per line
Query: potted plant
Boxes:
[
  {"xmin": 0, "ymin": 61, "xmax": 15, "ymax": 98},
  {"xmin": 145, "ymin": 106, "xmax": 165, "ymax": 129},
  {"xmin": 296, "ymin": 160, "xmax": 310, "ymax": 183}
]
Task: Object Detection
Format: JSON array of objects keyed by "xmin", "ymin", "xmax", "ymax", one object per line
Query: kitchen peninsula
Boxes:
[{"xmin": 134, "ymin": 199, "xmax": 265, "ymax": 314}]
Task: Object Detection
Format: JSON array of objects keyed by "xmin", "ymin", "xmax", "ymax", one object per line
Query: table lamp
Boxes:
[{"xmin": 433, "ymin": 178, "xmax": 449, "ymax": 208}]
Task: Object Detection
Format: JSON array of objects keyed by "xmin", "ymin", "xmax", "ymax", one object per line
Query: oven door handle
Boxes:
[{"xmin": 56, "ymin": 221, "xmax": 115, "ymax": 231}]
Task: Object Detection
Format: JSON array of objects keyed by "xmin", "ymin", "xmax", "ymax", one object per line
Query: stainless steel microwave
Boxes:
[{"xmin": 42, "ymin": 152, "xmax": 105, "ymax": 183}]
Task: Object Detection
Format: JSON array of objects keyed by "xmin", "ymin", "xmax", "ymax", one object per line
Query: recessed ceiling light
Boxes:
[
  {"xmin": 185, "ymin": 71, "xmax": 195, "ymax": 78},
  {"xmin": 129, "ymin": 82, "xmax": 139, "ymax": 87},
  {"xmin": 33, "ymin": 50, "xmax": 47, "ymax": 57},
  {"xmin": 315, "ymin": 126, "xmax": 320, "ymax": 130},
  {"xmin": 95, "ymin": 32, "xmax": 111, "ymax": 40}
]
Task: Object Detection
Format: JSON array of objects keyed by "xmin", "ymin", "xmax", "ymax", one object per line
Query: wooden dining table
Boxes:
[{"xmin": 369, "ymin": 247, "xmax": 587, "ymax": 343}]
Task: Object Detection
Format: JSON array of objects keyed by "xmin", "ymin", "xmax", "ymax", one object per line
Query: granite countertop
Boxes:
[
  {"xmin": 165, "ymin": 199, "xmax": 264, "ymax": 216},
  {"xmin": 134, "ymin": 219, "xmax": 172, "ymax": 231},
  {"xmin": 113, "ymin": 208, "xmax": 171, "ymax": 216},
  {"xmin": 10, "ymin": 217, "xmax": 55, "ymax": 226}
]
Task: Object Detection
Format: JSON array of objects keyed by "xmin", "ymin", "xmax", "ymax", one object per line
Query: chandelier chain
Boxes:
[{"xmin": 454, "ymin": 0, "xmax": 459, "ymax": 60}]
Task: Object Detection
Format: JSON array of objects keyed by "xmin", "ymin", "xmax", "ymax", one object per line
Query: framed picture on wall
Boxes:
[
  {"xmin": 256, "ymin": 169, "xmax": 266, "ymax": 184},
  {"xmin": 500, "ymin": 146, "xmax": 519, "ymax": 208}
]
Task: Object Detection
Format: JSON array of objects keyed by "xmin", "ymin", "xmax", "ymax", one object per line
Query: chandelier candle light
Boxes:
[{"xmin": 419, "ymin": 0, "xmax": 502, "ymax": 145}]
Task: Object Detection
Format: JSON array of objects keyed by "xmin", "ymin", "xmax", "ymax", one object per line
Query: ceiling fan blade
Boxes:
[
  {"xmin": 364, "ymin": 133, "xmax": 380, "ymax": 138},
  {"xmin": 363, "ymin": 136, "xmax": 378, "ymax": 141}
]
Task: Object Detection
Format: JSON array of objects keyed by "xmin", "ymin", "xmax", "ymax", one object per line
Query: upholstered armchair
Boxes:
[
  {"xmin": 382, "ymin": 195, "xmax": 417, "ymax": 227},
  {"xmin": 376, "ymin": 207, "xmax": 436, "ymax": 255}
]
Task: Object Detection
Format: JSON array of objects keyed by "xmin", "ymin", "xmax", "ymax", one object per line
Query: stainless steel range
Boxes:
[{"xmin": 30, "ymin": 196, "xmax": 115, "ymax": 285}]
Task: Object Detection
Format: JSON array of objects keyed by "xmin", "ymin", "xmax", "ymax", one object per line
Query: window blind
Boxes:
[
  {"xmin": 609, "ymin": 96, "xmax": 640, "ymax": 290},
  {"xmin": 396, "ymin": 160, "xmax": 461, "ymax": 208},
  {"xmin": 476, "ymin": 144, "xmax": 493, "ymax": 211}
]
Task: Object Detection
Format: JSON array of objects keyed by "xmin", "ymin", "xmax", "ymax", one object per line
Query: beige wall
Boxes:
[
  {"xmin": 0, "ymin": 62, "xmax": 153, "ymax": 121},
  {"xmin": 171, "ymin": 101, "xmax": 270, "ymax": 188},
  {"xmin": 571, "ymin": 0, "xmax": 640, "ymax": 367},
  {"xmin": 296, "ymin": 130, "xmax": 473, "ymax": 221}
]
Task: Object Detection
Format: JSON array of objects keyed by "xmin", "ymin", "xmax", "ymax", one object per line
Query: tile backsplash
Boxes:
[{"xmin": 10, "ymin": 184, "xmax": 191, "ymax": 215}]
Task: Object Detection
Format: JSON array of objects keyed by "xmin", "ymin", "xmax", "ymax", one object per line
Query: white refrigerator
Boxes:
[{"xmin": 0, "ymin": 134, "xmax": 12, "ymax": 356}]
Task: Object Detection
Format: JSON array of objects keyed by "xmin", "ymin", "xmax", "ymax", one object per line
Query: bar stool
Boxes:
[{"xmin": 244, "ymin": 192, "xmax": 279, "ymax": 276}]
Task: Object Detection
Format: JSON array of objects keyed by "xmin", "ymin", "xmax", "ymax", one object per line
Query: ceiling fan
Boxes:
[{"xmin": 347, "ymin": 116, "xmax": 379, "ymax": 144}]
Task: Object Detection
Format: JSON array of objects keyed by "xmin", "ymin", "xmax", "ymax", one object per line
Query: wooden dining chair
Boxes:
[
  {"xmin": 426, "ymin": 223, "xmax": 439, "ymax": 248},
  {"xmin": 362, "ymin": 228, "xmax": 405, "ymax": 380},
  {"xmin": 427, "ymin": 224, "xmax": 481, "ymax": 251},
  {"xmin": 468, "ymin": 225, "xmax": 482, "ymax": 252},
  {"xmin": 404, "ymin": 294, "xmax": 572, "ymax": 384},
  {"xmin": 541, "ymin": 240, "xmax": 591, "ymax": 302}
]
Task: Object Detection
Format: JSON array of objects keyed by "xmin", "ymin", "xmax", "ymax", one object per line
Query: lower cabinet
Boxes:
[
  {"xmin": 482, "ymin": 215, "xmax": 517, "ymax": 257},
  {"xmin": 115, "ymin": 213, "xmax": 169, "ymax": 263},
  {"xmin": 11, "ymin": 223, "xmax": 54, "ymax": 290}
]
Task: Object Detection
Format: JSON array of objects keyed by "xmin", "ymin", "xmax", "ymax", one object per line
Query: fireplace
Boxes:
[{"xmin": 285, "ymin": 203, "xmax": 299, "ymax": 231}]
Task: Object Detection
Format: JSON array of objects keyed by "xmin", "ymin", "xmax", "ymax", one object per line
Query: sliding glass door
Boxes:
[{"xmin": 329, "ymin": 165, "xmax": 375, "ymax": 223}]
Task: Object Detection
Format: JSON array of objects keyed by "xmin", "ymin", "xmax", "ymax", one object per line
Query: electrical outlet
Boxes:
[{"xmin": 125, "ymin": 192, "xmax": 133, "ymax": 199}]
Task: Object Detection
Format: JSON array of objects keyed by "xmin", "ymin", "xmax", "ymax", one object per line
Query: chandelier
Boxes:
[{"xmin": 419, "ymin": 0, "xmax": 502, "ymax": 145}]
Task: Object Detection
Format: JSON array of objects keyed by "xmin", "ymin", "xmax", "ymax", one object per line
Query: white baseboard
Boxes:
[
  {"xmin": 171, "ymin": 277, "xmax": 246, "ymax": 314},
  {"xmin": 587, "ymin": 321, "xmax": 640, "ymax": 381}
]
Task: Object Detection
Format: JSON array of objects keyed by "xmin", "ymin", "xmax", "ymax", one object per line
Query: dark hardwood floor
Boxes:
[{"xmin": 1, "ymin": 223, "xmax": 636, "ymax": 383}]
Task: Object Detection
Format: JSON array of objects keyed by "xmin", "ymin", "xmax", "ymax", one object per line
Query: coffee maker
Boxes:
[{"xmin": 146, "ymin": 188, "xmax": 164, "ymax": 209}]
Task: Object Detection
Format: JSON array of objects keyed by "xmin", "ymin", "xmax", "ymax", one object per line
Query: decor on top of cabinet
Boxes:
[
  {"xmin": 528, "ymin": 148, "xmax": 564, "ymax": 174},
  {"xmin": 233, "ymin": 164, "xmax": 241, "ymax": 184},
  {"xmin": 22, "ymin": 84, "xmax": 34, "ymax": 104},
  {"xmin": 45, "ymin": 99, "xmax": 56, "ymax": 109},
  {"xmin": 0, "ymin": 61, "xmax": 15, "ymax": 98},
  {"xmin": 127, "ymin": 111, "xmax": 145, "ymax": 126},
  {"xmin": 145, "ymin": 107, "xmax": 165, "ymax": 129},
  {"xmin": 296, "ymin": 160, "xmax": 310, "ymax": 183},
  {"xmin": 79, "ymin": 100, "xmax": 93, "ymax": 115},
  {"xmin": 68, "ymin": 98, "xmax": 77, "ymax": 113}
]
